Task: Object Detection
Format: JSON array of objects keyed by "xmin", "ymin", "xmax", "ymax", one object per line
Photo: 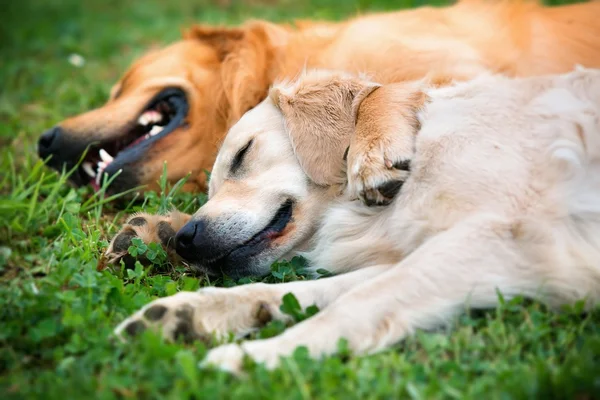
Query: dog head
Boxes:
[
  {"xmin": 38, "ymin": 22, "xmax": 288, "ymax": 194},
  {"xmin": 173, "ymin": 70, "xmax": 380, "ymax": 278}
]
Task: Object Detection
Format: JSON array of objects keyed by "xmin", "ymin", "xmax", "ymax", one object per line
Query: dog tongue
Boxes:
[{"xmin": 127, "ymin": 134, "xmax": 149, "ymax": 150}]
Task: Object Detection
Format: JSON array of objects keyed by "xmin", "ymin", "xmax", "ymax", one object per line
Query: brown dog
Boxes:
[{"xmin": 38, "ymin": 0, "xmax": 600, "ymax": 194}]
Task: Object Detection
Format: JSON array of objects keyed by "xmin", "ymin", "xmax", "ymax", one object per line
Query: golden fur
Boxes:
[{"xmin": 45, "ymin": 0, "xmax": 600, "ymax": 193}]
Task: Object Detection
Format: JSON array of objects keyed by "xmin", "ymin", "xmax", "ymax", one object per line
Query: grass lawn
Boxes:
[{"xmin": 1, "ymin": 0, "xmax": 599, "ymax": 398}]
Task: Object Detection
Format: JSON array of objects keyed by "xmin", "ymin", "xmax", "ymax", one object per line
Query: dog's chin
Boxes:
[
  {"xmin": 188, "ymin": 252, "xmax": 278, "ymax": 279},
  {"xmin": 98, "ymin": 165, "xmax": 143, "ymax": 196}
]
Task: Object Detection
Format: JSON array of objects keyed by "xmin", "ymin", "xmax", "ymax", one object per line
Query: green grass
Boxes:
[{"xmin": 1, "ymin": 0, "xmax": 599, "ymax": 398}]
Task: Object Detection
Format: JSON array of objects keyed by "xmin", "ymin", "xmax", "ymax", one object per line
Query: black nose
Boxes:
[
  {"xmin": 38, "ymin": 126, "xmax": 63, "ymax": 160},
  {"xmin": 175, "ymin": 219, "xmax": 235, "ymax": 269},
  {"xmin": 175, "ymin": 219, "xmax": 205, "ymax": 261}
]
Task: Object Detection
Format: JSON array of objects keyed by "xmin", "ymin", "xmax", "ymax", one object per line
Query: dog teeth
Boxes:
[
  {"xmin": 95, "ymin": 167, "xmax": 103, "ymax": 186},
  {"xmin": 138, "ymin": 114, "xmax": 149, "ymax": 126},
  {"xmin": 99, "ymin": 149, "xmax": 114, "ymax": 163},
  {"xmin": 82, "ymin": 162, "xmax": 96, "ymax": 178},
  {"xmin": 96, "ymin": 161, "xmax": 107, "ymax": 186},
  {"xmin": 149, "ymin": 125, "xmax": 163, "ymax": 137},
  {"xmin": 138, "ymin": 110, "xmax": 162, "ymax": 126}
]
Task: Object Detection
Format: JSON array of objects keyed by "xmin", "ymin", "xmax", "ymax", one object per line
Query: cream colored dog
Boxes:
[{"xmin": 113, "ymin": 68, "xmax": 600, "ymax": 374}]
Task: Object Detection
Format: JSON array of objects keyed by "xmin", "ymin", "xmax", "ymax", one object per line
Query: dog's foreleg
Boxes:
[
  {"xmin": 114, "ymin": 263, "xmax": 392, "ymax": 343},
  {"xmin": 204, "ymin": 215, "xmax": 559, "ymax": 373},
  {"xmin": 346, "ymin": 84, "xmax": 425, "ymax": 206}
]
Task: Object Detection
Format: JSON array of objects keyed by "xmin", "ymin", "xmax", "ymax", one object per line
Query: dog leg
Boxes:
[
  {"xmin": 346, "ymin": 84, "xmax": 425, "ymax": 206},
  {"xmin": 104, "ymin": 210, "xmax": 191, "ymax": 268},
  {"xmin": 204, "ymin": 215, "xmax": 579, "ymax": 373},
  {"xmin": 114, "ymin": 264, "xmax": 391, "ymax": 343}
]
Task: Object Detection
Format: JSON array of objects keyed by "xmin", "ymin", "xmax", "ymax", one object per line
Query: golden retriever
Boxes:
[
  {"xmin": 38, "ymin": 0, "xmax": 600, "ymax": 194},
  {"xmin": 113, "ymin": 68, "xmax": 600, "ymax": 373}
]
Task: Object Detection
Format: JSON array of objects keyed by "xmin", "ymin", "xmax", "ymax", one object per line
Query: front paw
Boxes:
[
  {"xmin": 114, "ymin": 291, "xmax": 212, "ymax": 343},
  {"xmin": 347, "ymin": 140, "xmax": 412, "ymax": 207},
  {"xmin": 114, "ymin": 285, "xmax": 279, "ymax": 343},
  {"xmin": 201, "ymin": 343, "xmax": 247, "ymax": 375},
  {"xmin": 105, "ymin": 211, "xmax": 190, "ymax": 268},
  {"xmin": 201, "ymin": 341, "xmax": 281, "ymax": 375}
]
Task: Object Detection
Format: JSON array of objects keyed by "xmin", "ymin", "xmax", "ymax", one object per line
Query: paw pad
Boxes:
[
  {"xmin": 392, "ymin": 159, "xmax": 411, "ymax": 171},
  {"xmin": 255, "ymin": 302, "xmax": 273, "ymax": 326},
  {"xmin": 358, "ymin": 158, "xmax": 411, "ymax": 207},
  {"xmin": 112, "ymin": 229, "xmax": 137, "ymax": 253},
  {"xmin": 157, "ymin": 221, "xmax": 177, "ymax": 249},
  {"xmin": 124, "ymin": 320, "xmax": 147, "ymax": 337},
  {"xmin": 105, "ymin": 212, "xmax": 190, "ymax": 269},
  {"xmin": 376, "ymin": 180, "xmax": 404, "ymax": 199},
  {"xmin": 143, "ymin": 305, "xmax": 168, "ymax": 321},
  {"xmin": 127, "ymin": 216, "xmax": 147, "ymax": 226},
  {"xmin": 116, "ymin": 301, "xmax": 209, "ymax": 345}
]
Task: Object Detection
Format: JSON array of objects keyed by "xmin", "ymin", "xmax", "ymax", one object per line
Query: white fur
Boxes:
[{"xmin": 116, "ymin": 68, "xmax": 600, "ymax": 374}]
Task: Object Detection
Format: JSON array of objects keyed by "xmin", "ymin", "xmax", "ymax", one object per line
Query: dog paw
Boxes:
[
  {"xmin": 346, "ymin": 138, "xmax": 413, "ymax": 207},
  {"xmin": 201, "ymin": 343, "xmax": 247, "ymax": 375},
  {"xmin": 114, "ymin": 285, "xmax": 281, "ymax": 343},
  {"xmin": 201, "ymin": 341, "xmax": 281, "ymax": 375},
  {"xmin": 114, "ymin": 291, "xmax": 212, "ymax": 343},
  {"xmin": 105, "ymin": 210, "xmax": 191, "ymax": 268}
]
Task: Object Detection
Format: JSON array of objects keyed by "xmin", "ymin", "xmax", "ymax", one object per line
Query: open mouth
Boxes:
[
  {"xmin": 77, "ymin": 88, "xmax": 188, "ymax": 190},
  {"xmin": 200, "ymin": 199, "xmax": 295, "ymax": 269}
]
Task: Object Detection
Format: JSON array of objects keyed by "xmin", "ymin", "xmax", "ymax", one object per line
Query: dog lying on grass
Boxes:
[
  {"xmin": 113, "ymin": 68, "xmax": 600, "ymax": 373},
  {"xmin": 38, "ymin": 0, "xmax": 600, "ymax": 194}
]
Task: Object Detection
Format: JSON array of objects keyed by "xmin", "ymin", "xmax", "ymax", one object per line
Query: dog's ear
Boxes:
[
  {"xmin": 270, "ymin": 72, "xmax": 380, "ymax": 186},
  {"xmin": 185, "ymin": 22, "xmax": 289, "ymax": 123},
  {"xmin": 184, "ymin": 25, "xmax": 245, "ymax": 60}
]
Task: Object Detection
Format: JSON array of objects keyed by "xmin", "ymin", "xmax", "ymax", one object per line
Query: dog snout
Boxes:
[
  {"xmin": 38, "ymin": 126, "xmax": 90, "ymax": 172},
  {"xmin": 38, "ymin": 126, "xmax": 63, "ymax": 161},
  {"xmin": 175, "ymin": 219, "xmax": 204, "ymax": 260},
  {"xmin": 175, "ymin": 217, "xmax": 243, "ymax": 271}
]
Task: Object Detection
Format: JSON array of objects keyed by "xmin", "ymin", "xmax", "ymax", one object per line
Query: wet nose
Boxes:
[
  {"xmin": 38, "ymin": 126, "xmax": 62, "ymax": 160},
  {"xmin": 175, "ymin": 219, "xmax": 206, "ymax": 261}
]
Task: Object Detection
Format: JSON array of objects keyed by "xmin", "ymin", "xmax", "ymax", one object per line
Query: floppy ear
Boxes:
[
  {"xmin": 184, "ymin": 25, "xmax": 245, "ymax": 60},
  {"xmin": 270, "ymin": 71, "xmax": 380, "ymax": 186},
  {"xmin": 185, "ymin": 21, "xmax": 289, "ymax": 123}
]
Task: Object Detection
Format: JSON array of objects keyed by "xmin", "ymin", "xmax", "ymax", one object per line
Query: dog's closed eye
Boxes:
[{"xmin": 231, "ymin": 139, "xmax": 253, "ymax": 174}]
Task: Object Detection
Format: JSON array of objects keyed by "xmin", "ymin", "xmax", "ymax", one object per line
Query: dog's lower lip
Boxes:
[{"xmin": 245, "ymin": 199, "xmax": 294, "ymax": 246}]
